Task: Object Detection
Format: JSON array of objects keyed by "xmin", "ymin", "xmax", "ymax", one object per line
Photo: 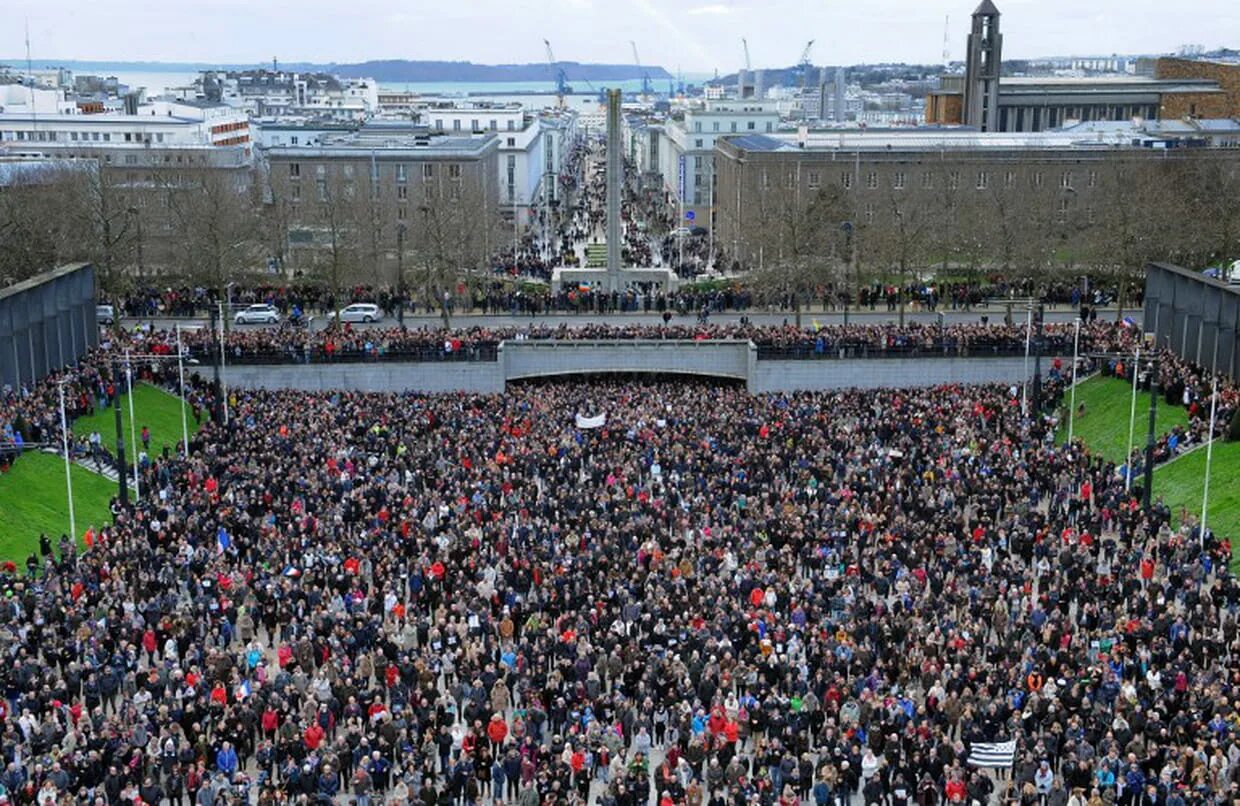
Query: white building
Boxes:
[
  {"xmin": 631, "ymin": 100, "xmax": 781, "ymax": 229},
  {"xmin": 0, "ymin": 99, "xmax": 252, "ymax": 158},
  {"xmin": 168, "ymin": 70, "xmax": 380, "ymax": 121}
]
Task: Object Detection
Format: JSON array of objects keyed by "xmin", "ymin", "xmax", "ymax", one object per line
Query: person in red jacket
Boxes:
[
  {"xmin": 304, "ymin": 722, "xmax": 325, "ymax": 751},
  {"xmin": 486, "ymin": 713, "xmax": 508, "ymax": 752}
]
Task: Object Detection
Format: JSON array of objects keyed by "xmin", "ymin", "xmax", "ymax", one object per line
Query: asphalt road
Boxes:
[{"xmin": 124, "ymin": 306, "xmax": 1130, "ymax": 333}]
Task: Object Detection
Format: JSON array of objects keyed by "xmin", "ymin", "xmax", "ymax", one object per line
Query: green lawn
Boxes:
[
  {"xmin": 72, "ymin": 382, "xmax": 200, "ymax": 458},
  {"xmin": 1153, "ymin": 442, "xmax": 1240, "ymax": 571},
  {"xmin": 1056, "ymin": 376, "xmax": 1190, "ymax": 464},
  {"xmin": 0, "ymin": 451, "xmax": 115, "ymax": 561}
]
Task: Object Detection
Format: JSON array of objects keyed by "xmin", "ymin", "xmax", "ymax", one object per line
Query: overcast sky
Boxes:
[{"xmin": 4, "ymin": 0, "xmax": 1237, "ymax": 73}]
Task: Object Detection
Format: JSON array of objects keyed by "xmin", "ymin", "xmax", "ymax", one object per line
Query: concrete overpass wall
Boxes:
[{"xmin": 218, "ymin": 341, "xmax": 1053, "ymax": 395}]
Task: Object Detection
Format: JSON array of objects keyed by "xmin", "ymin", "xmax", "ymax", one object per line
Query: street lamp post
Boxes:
[
  {"xmin": 125, "ymin": 352, "xmax": 140, "ymax": 499},
  {"xmin": 175, "ymin": 324, "xmax": 190, "ymax": 456},
  {"xmin": 57, "ymin": 380, "xmax": 76, "ymax": 541},
  {"xmin": 396, "ymin": 223, "xmax": 407, "ymax": 327},
  {"xmin": 1067, "ymin": 318, "xmax": 1081, "ymax": 444},
  {"xmin": 111, "ymin": 359, "xmax": 128, "ymax": 507},
  {"xmin": 1142, "ymin": 354, "xmax": 1159, "ymax": 512}
]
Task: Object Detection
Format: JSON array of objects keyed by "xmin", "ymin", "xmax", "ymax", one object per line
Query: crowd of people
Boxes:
[{"xmin": 0, "ymin": 318, "xmax": 1238, "ymax": 806}]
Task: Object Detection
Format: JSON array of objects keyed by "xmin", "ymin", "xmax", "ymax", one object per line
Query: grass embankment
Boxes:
[
  {"xmin": 0, "ymin": 383, "xmax": 201, "ymax": 561},
  {"xmin": 1059, "ymin": 376, "xmax": 1239, "ymax": 570}
]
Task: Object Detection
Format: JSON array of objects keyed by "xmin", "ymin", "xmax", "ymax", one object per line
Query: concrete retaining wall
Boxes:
[
  {"xmin": 221, "ymin": 362, "xmax": 503, "ymax": 394},
  {"xmin": 752, "ymin": 356, "xmax": 1059, "ymax": 393},
  {"xmin": 502, "ymin": 340, "xmax": 751, "ymax": 380},
  {"xmin": 220, "ymin": 342, "xmax": 1056, "ymax": 395},
  {"xmin": 0, "ymin": 263, "xmax": 96, "ymax": 390}
]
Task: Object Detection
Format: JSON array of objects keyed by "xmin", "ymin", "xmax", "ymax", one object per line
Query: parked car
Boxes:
[
  {"xmin": 338, "ymin": 303, "xmax": 383, "ymax": 324},
  {"xmin": 233, "ymin": 304, "xmax": 280, "ymax": 325},
  {"xmin": 96, "ymin": 304, "xmax": 115, "ymax": 325}
]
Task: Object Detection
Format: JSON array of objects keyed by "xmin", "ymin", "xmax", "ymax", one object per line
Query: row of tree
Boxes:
[
  {"xmin": 730, "ymin": 153, "xmax": 1240, "ymax": 325},
  {"xmin": 0, "ymin": 160, "xmax": 499, "ymax": 328}
]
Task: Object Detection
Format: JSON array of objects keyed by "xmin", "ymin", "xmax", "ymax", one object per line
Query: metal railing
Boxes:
[{"xmin": 186, "ymin": 342, "xmax": 500, "ymax": 366}]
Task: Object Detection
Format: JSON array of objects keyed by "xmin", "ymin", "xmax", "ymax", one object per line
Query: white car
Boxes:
[
  {"xmin": 338, "ymin": 303, "xmax": 383, "ymax": 324},
  {"xmin": 233, "ymin": 304, "xmax": 280, "ymax": 325},
  {"xmin": 96, "ymin": 304, "xmax": 115, "ymax": 325}
]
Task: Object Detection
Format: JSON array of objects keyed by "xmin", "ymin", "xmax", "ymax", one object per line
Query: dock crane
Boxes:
[
  {"xmin": 544, "ymin": 39, "xmax": 570, "ymax": 108},
  {"xmin": 742, "ymin": 38, "xmax": 752, "ymax": 72},
  {"xmin": 799, "ymin": 39, "xmax": 815, "ymax": 92},
  {"xmin": 630, "ymin": 41, "xmax": 652, "ymax": 98}
]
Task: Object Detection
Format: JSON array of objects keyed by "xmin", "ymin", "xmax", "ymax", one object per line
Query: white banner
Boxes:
[{"xmin": 575, "ymin": 412, "xmax": 607, "ymax": 429}]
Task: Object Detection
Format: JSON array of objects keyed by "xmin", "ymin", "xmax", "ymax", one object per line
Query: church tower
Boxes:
[{"xmin": 963, "ymin": 0, "xmax": 1002, "ymax": 131}]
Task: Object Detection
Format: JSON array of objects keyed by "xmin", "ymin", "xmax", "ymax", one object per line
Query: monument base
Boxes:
[{"xmin": 551, "ymin": 267, "xmax": 678, "ymax": 294}]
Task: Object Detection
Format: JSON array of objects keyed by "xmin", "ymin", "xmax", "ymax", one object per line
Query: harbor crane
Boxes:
[
  {"xmin": 630, "ymin": 41, "xmax": 652, "ymax": 97},
  {"xmin": 544, "ymin": 39, "xmax": 569, "ymax": 108},
  {"xmin": 799, "ymin": 39, "xmax": 815, "ymax": 92}
]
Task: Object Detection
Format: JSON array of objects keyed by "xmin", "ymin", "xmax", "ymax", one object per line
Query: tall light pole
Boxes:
[
  {"xmin": 1125, "ymin": 347, "xmax": 1140, "ymax": 492},
  {"xmin": 111, "ymin": 359, "xmax": 128, "ymax": 507},
  {"xmin": 1067, "ymin": 318, "xmax": 1081, "ymax": 444},
  {"xmin": 58, "ymin": 380, "xmax": 76, "ymax": 541},
  {"xmin": 125, "ymin": 352, "xmax": 140, "ymax": 499},
  {"xmin": 218, "ymin": 301, "xmax": 229, "ymax": 426},
  {"xmin": 1021, "ymin": 304, "xmax": 1033, "ymax": 418},
  {"xmin": 175, "ymin": 324, "xmax": 190, "ymax": 456},
  {"xmin": 1142, "ymin": 354, "xmax": 1159, "ymax": 512},
  {"xmin": 396, "ymin": 223, "xmax": 407, "ymax": 327}
]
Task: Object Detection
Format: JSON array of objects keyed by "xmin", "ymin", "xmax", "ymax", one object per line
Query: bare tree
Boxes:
[
  {"xmin": 738, "ymin": 166, "xmax": 851, "ymax": 327},
  {"xmin": 161, "ymin": 163, "xmax": 262, "ymax": 328},
  {"xmin": 868, "ymin": 173, "xmax": 937, "ymax": 326},
  {"xmin": 407, "ymin": 170, "xmax": 497, "ymax": 329},
  {"xmin": 0, "ymin": 164, "xmax": 88, "ymax": 285}
]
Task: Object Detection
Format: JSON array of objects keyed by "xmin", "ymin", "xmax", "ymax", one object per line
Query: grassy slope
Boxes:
[
  {"xmin": 1, "ymin": 383, "xmax": 202, "ymax": 561},
  {"xmin": 1056, "ymin": 376, "xmax": 1189, "ymax": 464},
  {"xmin": 72, "ymin": 382, "xmax": 199, "ymax": 458},
  {"xmin": 1154, "ymin": 442, "xmax": 1240, "ymax": 571},
  {"xmin": 1059, "ymin": 376, "xmax": 1239, "ymax": 570},
  {"xmin": 0, "ymin": 451, "xmax": 115, "ymax": 560}
]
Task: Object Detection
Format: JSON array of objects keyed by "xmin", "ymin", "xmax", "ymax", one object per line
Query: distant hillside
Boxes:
[{"xmin": 8, "ymin": 58, "xmax": 673, "ymax": 83}]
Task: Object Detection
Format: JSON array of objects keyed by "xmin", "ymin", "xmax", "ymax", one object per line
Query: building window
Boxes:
[
  {"xmin": 507, "ymin": 120, "xmax": 515, "ymax": 131},
  {"xmin": 470, "ymin": 119, "xmax": 479, "ymax": 131},
  {"xmin": 864, "ymin": 202, "xmax": 875, "ymax": 224},
  {"xmin": 1088, "ymin": 170, "xmax": 1098, "ymax": 188},
  {"xmin": 423, "ymin": 164, "xmax": 434, "ymax": 178},
  {"xmin": 893, "ymin": 171, "xmax": 905, "ymax": 190},
  {"xmin": 782, "ymin": 171, "xmax": 794, "ymax": 189},
  {"xmin": 449, "ymin": 164, "xmax": 461, "ymax": 179},
  {"xmin": 490, "ymin": 119, "xmax": 497, "ymax": 130},
  {"xmin": 760, "ymin": 170, "xmax": 770, "ymax": 190},
  {"xmin": 1032, "ymin": 171, "xmax": 1043, "ymax": 187},
  {"xmin": 434, "ymin": 119, "xmax": 443, "ymax": 130},
  {"xmin": 1060, "ymin": 170, "xmax": 1073, "ymax": 189},
  {"xmin": 841, "ymin": 171, "xmax": 853, "ymax": 189},
  {"xmin": 1004, "ymin": 171, "xmax": 1015, "ymax": 188},
  {"xmin": 1057, "ymin": 197, "xmax": 1070, "ymax": 222},
  {"xmin": 747, "ymin": 121, "xmax": 755, "ymax": 130},
  {"xmin": 695, "ymin": 139, "xmax": 704, "ymax": 149},
  {"xmin": 765, "ymin": 122, "xmax": 773, "ymax": 132},
  {"xmin": 694, "ymin": 121, "xmax": 702, "ymax": 133},
  {"xmin": 866, "ymin": 172, "xmax": 878, "ymax": 189},
  {"xmin": 397, "ymin": 185, "xmax": 408, "ymax": 200},
  {"xmin": 397, "ymin": 164, "xmax": 407, "ymax": 182},
  {"xmin": 316, "ymin": 165, "xmax": 326, "ymax": 177},
  {"xmin": 289, "ymin": 163, "xmax": 300, "ymax": 178},
  {"xmin": 712, "ymin": 122, "xmax": 720, "ymax": 132},
  {"xmin": 398, "ymin": 205, "xmax": 407, "ymax": 220},
  {"xmin": 976, "ymin": 171, "xmax": 989, "ymax": 190},
  {"xmin": 290, "ymin": 136, "xmax": 299, "ymax": 145},
  {"xmin": 921, "ymin": 171, "xmax": 933, "ymax": 189},
  {"xmin": 507, "ymin": 137, "xmax": 516, "ymax": 147},
  {"xmin": 807, "ymin": 171, "xmax": 821, "ymax": 189},
  {"xmin": 291, "ymin": 184, "xmax": 300, "ymax": 201},
  {"xmin": 316, "ymin": 179, "xmax": 327, "ymax": 202},
  {"xmin": 948, "ymin": 171, "xmax": 960, "ymax": 190},
  {"xmin": 124, "ymin": 155, "xmax": 137, "ymax": 165},
  {"xmin": 730, "ymin": 122, "xmax": 737, "ymax": 132},
  {"xmin": 453, "ymin": 120, "xmax": 461, "ymax": 131},
  {"xmin": 342, "ymin": 164, "xmax": 354, "ymax": 178}
]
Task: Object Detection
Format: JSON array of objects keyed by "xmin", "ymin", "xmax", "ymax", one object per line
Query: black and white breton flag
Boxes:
[{"xmin": 967, "ymin": 739, "xmax": 1017, "ymax": 768}]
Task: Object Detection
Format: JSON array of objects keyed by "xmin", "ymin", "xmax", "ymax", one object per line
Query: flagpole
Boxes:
[
  {"xmin": 58, "ymin": 380, "xmax": 77, "ymax": 541},
  {"xmin": 125, "ymin": 351, "xmax": 140, "ymax": 499},
  {"xmin": 176, "ymin": 324, "xmax": 190, "ymax": 456},
  {"xmin": 1067, "ymin": 317, "xmax": 1081, "ymax": 445},
  {"xmin": 1125, "ymin": 347, "xmax": 1140, "ymax": 492}
]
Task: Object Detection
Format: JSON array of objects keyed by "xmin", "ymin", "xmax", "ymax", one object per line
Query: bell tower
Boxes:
[{"xmin": 964, "ymin": 0, "xmax": 1003, "ymax": 131}]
